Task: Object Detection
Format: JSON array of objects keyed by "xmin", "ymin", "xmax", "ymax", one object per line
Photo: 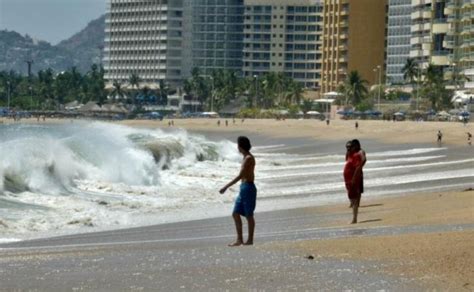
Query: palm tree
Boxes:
[
  {"xmin": 158, "ymin": 79, "xmax": 168, "ymax": 106},
  {"xmin": 128, "ymin": 73, "xmax": 141, "ymax": 105},
  {"xmin": 287, "ymin": 80, "xmax": 304, "ymax": 105},
  {"xmin": 345, "ymin": 71, "xmax": 368, "ymax": 105},
  {"xmin": 111, "ymin": 81, "xmax": 125, "ymax": 101},
  {"xmin": 402, "ymin": 58, "xmax": 419, "ymax": 85}
]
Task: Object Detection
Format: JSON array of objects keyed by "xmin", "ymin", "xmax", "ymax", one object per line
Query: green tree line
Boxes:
[{"xmin": 0, "ymin": 64, "xmax": 106, "ymax": 110}]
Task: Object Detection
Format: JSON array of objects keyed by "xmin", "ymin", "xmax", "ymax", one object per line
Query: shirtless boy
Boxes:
[{"xmin": 220, "ymin": 136, "xmax": 257, "ymax": 246}]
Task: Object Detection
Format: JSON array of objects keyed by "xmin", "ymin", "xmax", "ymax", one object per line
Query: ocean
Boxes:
[{"xmin": 1, "ymin": 121, "xmax": 473, "ymax": 242}]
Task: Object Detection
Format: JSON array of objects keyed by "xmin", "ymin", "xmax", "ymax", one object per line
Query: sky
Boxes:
[{"xmin": 0, "ymin": 0, "xmax": 107, "ymax": 45}]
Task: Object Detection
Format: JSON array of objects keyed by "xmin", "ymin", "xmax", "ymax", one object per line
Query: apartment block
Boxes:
[
  {"xmin": 242, "ymin": 0, "xmax": 324, "ymax": 89},
  {"xmin": 445, "ymin": 0, "xmax": 473, "ymax": 89},
  {"xmin": 191, "ymin": 0, "xmax": 245, "ymax": 76},
  {"xmin": 321, "ymin": 0, "xmax": 387, "ymax": 93},
  {"xmin": 410, "ymin": 0, "xmax": 451, "ymax": 69},
  {"xmin": 104, "ymin": 0, "xmax": 245, "ymax": 88},
  {"xmin": 386, "ymin": 0, "xmax": 413, "ymax": 84},
  {"xmin": 104, "ymin": 0, "xmax": 186, "ymax": 87}
]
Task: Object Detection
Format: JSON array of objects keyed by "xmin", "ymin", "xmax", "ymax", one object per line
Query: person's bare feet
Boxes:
[
  {"xmin": 350, "ymin": 220, "xmax": 357, "ymax": 224},
  {"xmin": 243, "ymin": 241, "xmax": 253, "ymax": 246},
  {"xmin": 228, "ymin": 241, "xmax": 243, "ymax": 247}
]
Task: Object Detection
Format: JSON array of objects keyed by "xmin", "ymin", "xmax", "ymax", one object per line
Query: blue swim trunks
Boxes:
[{"xmin": 233, "ymin": 182, "xmax": 257, "ymax": 217}]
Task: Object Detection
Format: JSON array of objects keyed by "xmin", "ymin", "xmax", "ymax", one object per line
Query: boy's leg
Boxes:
[
  {"xmin": 244, "ymin": 216, "xmax": 255, "ymax": 245},
  {"xmin": 229, "ymin": 212, "xmax": 243, "ymax": 246}
]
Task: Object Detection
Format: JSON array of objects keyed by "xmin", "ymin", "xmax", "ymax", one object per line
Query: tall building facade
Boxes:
[
  {"xmin": 242, "ymin": 0, "xmax": 324, "ymax": 89},
  {"xmin": 445, "ymin": 0, "xmax": 473, "ymax": 89},
  {"xmin": 321, "ymin": 0, "xmax": 387, "ymax": 93},
  {"xmin": 191, "ymin": 0, "xmax": 244, "ymax": 76},
  {"xmin": 104, "ymin": 0, "xmax": 245, "ymax": 88},
  {"xmin": 386, "ymin": 0, "xmax": 412, "ymax": 84},
  {"xmin": 410, "ymin": 0, "xmax": 451, "ymax": 69},
  {"xmin": 104, "ymin": 0, "xmax": 186, "ymax": 87}
]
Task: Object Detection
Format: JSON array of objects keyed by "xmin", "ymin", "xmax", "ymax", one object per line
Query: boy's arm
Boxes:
[{"xmin": 219, "ymin": 157, "xmax": 250, "ymax": 194}]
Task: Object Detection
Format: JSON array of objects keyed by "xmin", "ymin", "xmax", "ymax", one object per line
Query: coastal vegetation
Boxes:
[{"xmin": 0, "ymin": 62, "xmax": 458, "ymax": 115}]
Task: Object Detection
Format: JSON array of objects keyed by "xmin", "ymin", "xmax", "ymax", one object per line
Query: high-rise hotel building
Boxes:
[
  {"xmin": 191, "ymin": 0, "xmax": 245, "ymax": 76},
  {"xmin": 104, "ymin": 0, "xmax": 187, "ymax": 86},
  {"xmin": 386, "ymin": 0, "xmax": 412, "ymax": 84},
  {"xmin": 444, "ymin": 0, "xmax": 473, "ymax": 89},
  {"xmin": 409, "ymin": 0, "xmax": 451, "ymax": 69},
  {"xmin": 242, "ymin": 0, "xmax": 324, "ymax": 89},
  {"xmin": 320, "ymin": 0, "xmax": 387, "ymax": 93},
  {"xmin": 104, "ymin": 0, "xmax": 245, "ymax": 87}
]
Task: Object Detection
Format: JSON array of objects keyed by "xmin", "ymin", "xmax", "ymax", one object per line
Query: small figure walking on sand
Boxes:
[
  {"xmin": 437, "ymin": 130, "xmax": 443, "ymax": 145},
  {"xmin": 220, "ymin": 136, "xmax": 257, "ymax": 246},
  {"xmin": 467, "ymin": 132, "xmax": 472, "ymax": 146},
  {"xmin": 355, "ymin": 121, "xmax": 359, "ymax": 130},
  {"xmin": 344, "ymin": 139, "xmax": 365, "ymax": 224},
  {"xmin": 326, "ymin": 119, "xmax": 330, "ymax": 126},
  {"xmin": 217, "ymin": 120, "xmax": 221, "ymax": 127},
  {"xmin": 225, "ymin": 120, "xmax": 229, "ymax": 127}
]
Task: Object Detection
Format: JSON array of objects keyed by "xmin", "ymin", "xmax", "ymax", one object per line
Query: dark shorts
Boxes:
[{"xmin": 233, "ymin": 182, "xmax": 257, "ymax": 217}]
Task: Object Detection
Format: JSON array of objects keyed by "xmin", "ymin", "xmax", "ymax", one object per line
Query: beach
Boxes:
[
  {"xmin": 0, "ymin": 118, "xmax": 473, "ymax": 290},
  {"xmin": 122, "ymin": 118, "xmax": 474, "ymax": 146}
]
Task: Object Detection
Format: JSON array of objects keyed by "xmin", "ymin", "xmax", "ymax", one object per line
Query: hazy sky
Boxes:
[{"xmin": 0, "ymin": 0, "xmax": 107, "ymax": 45}]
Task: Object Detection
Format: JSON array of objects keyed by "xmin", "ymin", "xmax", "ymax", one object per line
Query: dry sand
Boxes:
[
  {"xmin": 120, "ymin": 118, "xmax": 473, "ymax": 146},
  {"xmin": 265, "ymin": 190, "xmax": 474, "ymax": 290},
  {"xmin": 3, "ymin": 117, "xmax": 473, "ymax": 146}
]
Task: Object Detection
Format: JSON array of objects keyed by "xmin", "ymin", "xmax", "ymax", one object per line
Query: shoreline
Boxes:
[
  {"xmin": 2, "ymin": 117, "xmax": 473, "ymax": 146},
  {"xmin": 1, "ymin": 118, "xmax": 473, "ymax": 289}
]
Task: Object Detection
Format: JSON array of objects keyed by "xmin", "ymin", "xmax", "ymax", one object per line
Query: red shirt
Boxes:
[{"xmin": 344, "ymin": 151, "xmax": 362, "ymax": 184}]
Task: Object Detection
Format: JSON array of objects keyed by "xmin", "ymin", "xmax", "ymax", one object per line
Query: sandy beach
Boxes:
[
  {"xmin": 120, "ymin": 118, "xmax": 474, "ymax": 146},
  {"xmin": 1, "ymin": 117, "xmax": 473, "ymax": 290}
]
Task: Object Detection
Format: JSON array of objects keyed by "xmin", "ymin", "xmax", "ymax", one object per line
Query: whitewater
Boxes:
[{"xmin": 1, "ymin": 122, "xmax": 473, "ymax": 242}]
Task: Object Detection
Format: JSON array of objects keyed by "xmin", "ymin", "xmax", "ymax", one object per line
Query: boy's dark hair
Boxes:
[
  {"xmin": 237, "ymin": 136, "xmax": 252, "ymax": 152},
  {"xmin": 351, "ymin": 139, "xmax": 361, "ymax": 151}
]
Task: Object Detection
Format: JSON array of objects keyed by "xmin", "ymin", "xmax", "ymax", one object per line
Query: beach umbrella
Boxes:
[
  {"xmin": 458, "ymin": 111, "xmax": 470, "ymax": 117},
  {"xmin": 372, "ymin": 110, "xmax": 382, "ymax": 116},
  {"xmin": 306, "ymin": 111, "xmax": 321, "ymax": 115},
  {"xmin": 426, "ymin": 109, "xmax": 436, "ymax": 116},
  {"xmin": 393, "ymin": 112, "xmax": 405, "ymax": 116}
]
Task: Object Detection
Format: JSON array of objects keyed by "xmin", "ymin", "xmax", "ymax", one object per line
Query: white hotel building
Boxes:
[{"xmin": 103, "ymin": 0, "xmax": 245, "ymax": 88}]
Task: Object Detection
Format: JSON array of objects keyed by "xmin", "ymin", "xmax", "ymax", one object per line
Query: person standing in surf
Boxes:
[
  {"xmin": 344, "ymin": 139, "xmax": 365, "ymax": 224},
  {"xmin": 220, "ymin": 136, "xmax": 257, "ymax": 246}
]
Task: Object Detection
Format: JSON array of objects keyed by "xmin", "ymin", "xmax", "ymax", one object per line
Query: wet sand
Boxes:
[{"xmin": 1, "ymin": 117, "xmax": 473, "ymax": 290}]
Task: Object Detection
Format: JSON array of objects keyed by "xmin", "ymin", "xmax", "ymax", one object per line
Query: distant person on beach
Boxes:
[
  {"xmin": 437, "ymin": 130, "xmax": 443, "ymax": 144},
  {"xmin": 217, "ymin": 120, "xmax": 221, "ymax": 127},
  {"xmin": 344, "ymin": 139, "xmax": 365, "ymax": 223},
  {"xmin": 355, "ymin": 121, "xmax": 359, "ymax": 130},
  {"xmin": 326, "ymin": 119, "xmax": 330, "ymax": 126},
  {"xmin": 467, "ymin": 132, "xmax": 472, "ymax": 146},
  {"xmin": 220, "ymin": 136, "xmax": 257, "ymax": 246},
  {"xmin": 225, "ymin": 120, "xmax": 229, "ymax": 127}
]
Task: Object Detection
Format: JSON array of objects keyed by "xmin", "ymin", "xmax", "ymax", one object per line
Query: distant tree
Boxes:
[
  {"xmin": 158, "ymin": 79, "xmax": 168, "ymax": 106},
  {"xmin": 111, "ymin": 81, "xmax": 126, "ymax": 101},
  {"xmin": 344, "ymin": 71, "xmax": 368, "ymax": 106},
  {"xmin": 402, "ymin": 58, "xmax": 419, "ymax": 85}
]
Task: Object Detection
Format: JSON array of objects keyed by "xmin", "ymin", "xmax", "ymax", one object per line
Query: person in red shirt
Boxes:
[{"xmin": 344, "ymin": 140, "xmax": 365, "ymax": 224}]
